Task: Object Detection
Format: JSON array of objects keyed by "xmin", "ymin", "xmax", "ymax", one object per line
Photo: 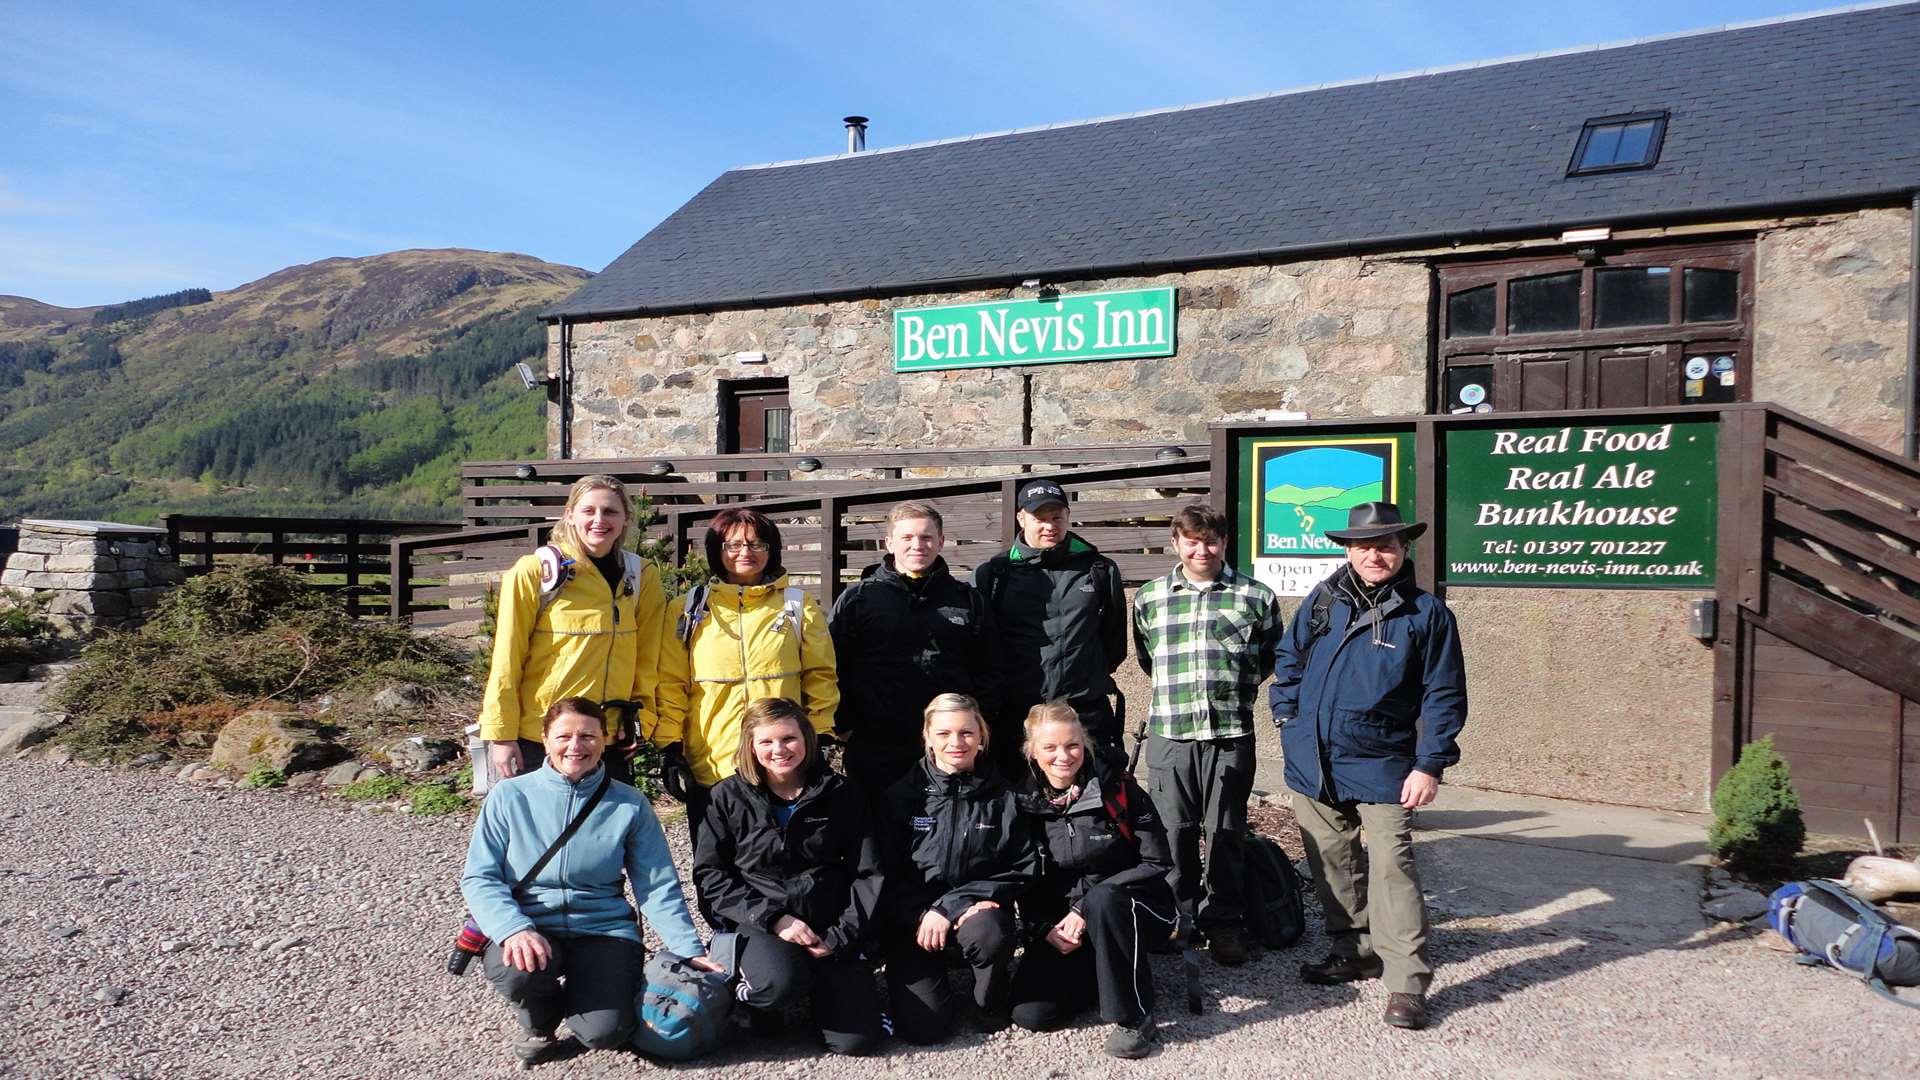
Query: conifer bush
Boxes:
[{"xmin": 1708, "ymin": 735, "xmax": 1806, "ymax": 875}]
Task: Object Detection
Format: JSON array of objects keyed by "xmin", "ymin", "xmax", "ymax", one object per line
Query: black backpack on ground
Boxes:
[{"xmin": 1239, "ymin": 832, "xmax": 1306, "ymax": 949}]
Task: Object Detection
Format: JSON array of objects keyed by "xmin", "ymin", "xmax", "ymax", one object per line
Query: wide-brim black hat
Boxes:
[{"xmin": 1325, "ymin": 501, "xmax": 1428, "ymax": 543}]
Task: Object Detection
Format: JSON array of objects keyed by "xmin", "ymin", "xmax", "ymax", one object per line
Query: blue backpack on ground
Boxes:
[
  {"xmin": 1767, "ymin": 879, "xmax": 1920, "ymax": 1010},
  {"xmin": 631, "ymin": 941, "xmax": 738, "ymax": 1060}
]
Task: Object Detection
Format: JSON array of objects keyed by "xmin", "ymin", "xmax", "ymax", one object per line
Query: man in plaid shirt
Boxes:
[{"xmin": 1132, "ymin": 504, "xmax": 1282, "ymax": 966}]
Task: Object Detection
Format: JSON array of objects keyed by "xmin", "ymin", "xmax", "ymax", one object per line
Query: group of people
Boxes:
[{"xmin": 459, "ymin": 473, "xmax": 1468, "ymax": 1066}]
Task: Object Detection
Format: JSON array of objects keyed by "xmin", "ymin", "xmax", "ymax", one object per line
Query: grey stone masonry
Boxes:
[{"xmin": 1, "ymin": 520, "xmax": 180, "ymax": 636}]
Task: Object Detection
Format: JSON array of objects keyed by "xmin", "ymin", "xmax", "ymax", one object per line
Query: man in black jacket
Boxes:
[
  {"xmin": 829, "ymin": 501, "xmax": 1002, "ymax": 792},
  {"xmin": 972, "ymin": 479, "xmax": 1128, "ymax": 773}
]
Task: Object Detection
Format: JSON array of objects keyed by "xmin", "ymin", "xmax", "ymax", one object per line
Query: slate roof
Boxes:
[{"xmin": 550, "ymin": 3, "xmax": 1920, "ymax": 320}]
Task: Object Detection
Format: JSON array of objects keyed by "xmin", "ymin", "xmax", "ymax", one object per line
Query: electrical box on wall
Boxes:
[{"xmin": 1688, "ymin": 598, "xmax": 1717, "ymax": 641}]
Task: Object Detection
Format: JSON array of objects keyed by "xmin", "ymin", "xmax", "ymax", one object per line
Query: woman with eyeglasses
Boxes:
[{"xmin": 656, "ymin": 507, "xmax": 839, "ymax": 853}]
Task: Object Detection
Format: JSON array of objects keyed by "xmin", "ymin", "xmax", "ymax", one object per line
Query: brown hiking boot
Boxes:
[
  {"xmin": 1383, "ymin": 992, "xmax": 1430, "ymax": 1030},
  {"xmin": 1299, "ymin": 953, "xmax": 1383, "ymax": 985}
]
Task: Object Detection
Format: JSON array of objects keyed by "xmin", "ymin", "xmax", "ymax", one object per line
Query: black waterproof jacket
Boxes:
[
  {"xmin": 971, "ymin": 535, "xmax": 1127, "ymax": 726},
  {"xmin": 692, "ymin": 763, "xmax": 883, "ymax": 956},
  {"xmin": 1015, "ymin": 757, "xmax": 1176, "ymax": 927},
  {"xmin": 875, "ymin": 757, "xmax": 1038, "ymax": 929},
  {"xmin": 828, "ymin": 555, "xmax": 1003, "ymax": 752}
]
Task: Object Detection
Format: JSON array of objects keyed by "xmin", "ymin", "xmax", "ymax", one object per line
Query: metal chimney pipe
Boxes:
[{"xmin": 843, "ymin": 116, "xmax": 869, "ymax": 153}]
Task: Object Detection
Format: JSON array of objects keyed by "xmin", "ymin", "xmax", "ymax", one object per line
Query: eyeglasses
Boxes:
[{"xmin": 721, "ymin": 541, "xmax": 770, "ymax": 554}]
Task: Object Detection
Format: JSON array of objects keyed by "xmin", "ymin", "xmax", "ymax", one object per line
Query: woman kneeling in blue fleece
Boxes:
[{"xmin": 461, "ymin": 697, "xmax": 720, "ymax": 1067}]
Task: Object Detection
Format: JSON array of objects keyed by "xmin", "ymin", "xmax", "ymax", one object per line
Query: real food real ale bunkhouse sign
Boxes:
[
  {"xmin": 894, "ymin": 287, "xmax": 1177, "ymax": 372},
  {"xmin": 1442, "ymin": 420, "xmax": 1717, "ymax": 587}
]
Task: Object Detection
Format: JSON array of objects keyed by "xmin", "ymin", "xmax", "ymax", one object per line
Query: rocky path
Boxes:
[{"xmin": 1, "ymin": 756, "xmax": 1914, "ymax": 1079}]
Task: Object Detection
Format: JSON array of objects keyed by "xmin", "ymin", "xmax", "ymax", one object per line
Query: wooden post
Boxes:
[
  {"xmin": 343, "ymin": 528, "xmax": 361, "ymax": 619},
  {"xmin": 388, "ymin": 538, "xmax": 411, "ymax": 624},
  {"xmin": 1710, "ymin": 405, "xmax": 1764, "ymax": 783},
  {"xmin": 1000, "ymin": 477, "xmax": 1022, "ymax": 549},
  {"xmin": 821, "ymin": 496, "xmax": 846, "ymax": 606},
  {"xmin": 270, "ymin": 532, "xmax": 285, "ymax": 565},
  {"xmin": 1414, "ymin": 419, "xmax": 1439, "ymax": 596}
]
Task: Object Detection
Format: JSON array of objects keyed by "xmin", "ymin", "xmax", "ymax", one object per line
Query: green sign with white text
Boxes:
[
  {"xmin": 894, "ymin": 287, "xmax": 1177, "ymax": 372},
  {"xmin": 1443, "ymin": 420, "xmax": 1717, "ymax": 587}
]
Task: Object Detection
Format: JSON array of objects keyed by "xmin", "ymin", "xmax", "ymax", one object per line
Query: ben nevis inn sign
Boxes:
[{"xmin": 894, "ymin": 287, "xmax": 1177, "ymax": 372}]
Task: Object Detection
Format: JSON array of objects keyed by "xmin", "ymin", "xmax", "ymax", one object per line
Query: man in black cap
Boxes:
[
  {"xmin": 1268, "ymin": 502, "xmax": 1467, "ymax": 1031},
  {"xmin": 972, "ymin": 478, "xmax": 1128, "ymax": 773}
]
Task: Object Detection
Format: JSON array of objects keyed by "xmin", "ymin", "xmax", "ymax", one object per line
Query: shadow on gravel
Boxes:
[{"xmin": 1412, "ymin": 830, "xmax": 1741, "ymax": 1027}]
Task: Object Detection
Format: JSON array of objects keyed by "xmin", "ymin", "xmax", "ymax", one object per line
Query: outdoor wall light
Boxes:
[
  {"xmin": 1156, "ymin": 446, "xmax": 1188, "ymax": 460},
  {"xmin": 514, "ymin": 464, "xmax": 538, "ymax": 481},
  {"xmin": 794, "ymin": 457, "xmax": 823, "ymax": 472},
  {"xmin": 646, "ymin": 462, "xmax": 676, "ymax": 477}
]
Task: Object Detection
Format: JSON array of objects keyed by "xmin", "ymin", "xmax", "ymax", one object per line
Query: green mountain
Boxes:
[
  {"xmin": 1265, "ymin": 483, "xmax": 1345, "ymax": 505},
  {"xmin": 0, "ymin": 249, "xmax": 587, "ymax": 524},
  {"xmin": 1306, "ymin": 480, "xmax": 1385, "ymax": 512}
]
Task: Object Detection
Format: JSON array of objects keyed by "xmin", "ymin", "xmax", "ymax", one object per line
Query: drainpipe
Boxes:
[
  {"xmin": 1907, "ymin": 190, "xmax": 1919, "ymax": 461},
  {"xmin": 558, "ymin": 316, "xmax": 572, "ymax": 460}
]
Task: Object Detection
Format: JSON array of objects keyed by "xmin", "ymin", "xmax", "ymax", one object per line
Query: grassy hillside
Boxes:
[{"xmin": 0, "ymin": 249, "xmax": 585, "ymax": 524}]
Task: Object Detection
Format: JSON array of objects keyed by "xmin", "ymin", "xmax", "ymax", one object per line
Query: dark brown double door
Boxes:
[{"xmin": 1470, "ymin": 342, "xmax": 1742, "ymax": 411}]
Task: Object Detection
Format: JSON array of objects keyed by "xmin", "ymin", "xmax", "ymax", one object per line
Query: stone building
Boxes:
[
  {"xmin": 543, "ymin": 5, "xmax": 1916, "ymax": 465},
  {"xmin": 529, "ymin": 4, "xmax": 1920, "ymax": 818}
]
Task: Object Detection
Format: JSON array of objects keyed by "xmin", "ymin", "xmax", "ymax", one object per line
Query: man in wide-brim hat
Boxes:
[{"xmin": 1267, "ymin": 501, "xmax": 1467, "ymax": 1032}]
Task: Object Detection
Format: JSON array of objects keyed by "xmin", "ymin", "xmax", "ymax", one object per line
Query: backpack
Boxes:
[
  {"xmin": 1768, "ymin": 879, "xmax": 1920, "ymax": 1009},
  {"xmin": 631, "ymin": 948, "xmax": 737, "ymax": 1060},
  {"xmin": 533, "ymin": 544, "xmax": 643, "ymax": 623},
  {"xmin": 675, "ymin": 581, "xmax": 806, "ymax": 643},
  {"xmin": 1239, "ymin": 832, "xmax": 1306, "ymax": 950}
]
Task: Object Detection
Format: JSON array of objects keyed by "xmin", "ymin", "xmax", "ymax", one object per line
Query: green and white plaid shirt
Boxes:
[{"xmin": 1132, "ymin": 564, "xmax": 1282, "ymax": 741}]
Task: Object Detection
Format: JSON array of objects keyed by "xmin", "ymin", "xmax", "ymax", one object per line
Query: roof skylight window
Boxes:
[{"xmin": 1568, "ymin": 112, "xmax": 1667, "ymax": 176}]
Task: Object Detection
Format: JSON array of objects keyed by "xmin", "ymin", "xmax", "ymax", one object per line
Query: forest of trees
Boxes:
[
  {"xmin": 0, "ymin": 303, "xmax": 549, "ymax": 522},
  {"xmin": 90, "ymin": 288, "xmax": 213, "ymax": 326}
]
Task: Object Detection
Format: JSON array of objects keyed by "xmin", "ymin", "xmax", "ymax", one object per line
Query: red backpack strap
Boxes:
[{"xmin": 1103, "ymin": 778, "xmax": 1134, "ymax": 843}]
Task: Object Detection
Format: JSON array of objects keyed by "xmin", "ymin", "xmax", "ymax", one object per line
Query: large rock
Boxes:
[
  {"xmin": 0, "ymin": 710, "xmax": 64, "ymax": 753},
  {"xmin": 386, "ymin": 736, "xmax": 460, "ymax": 774},
  {"xmin": 210, "ymin": 710, "xmax": 347, "ymax": 774},
  {"xmin": 371, "ymin": 684, "xmax": 432, "ymax": 714}
]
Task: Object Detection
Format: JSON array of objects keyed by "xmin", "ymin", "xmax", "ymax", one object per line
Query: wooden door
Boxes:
[
  {"xmin": 721, "ymin": 379, "xmax": 791, "ymax": 486},
  {"xmin": 1586, "ymin": 344, "xmax": 1675, "ymax": 408},
  {"xmin": 1498, "ymin": 352, "xmax": 1584, "ymax": 411}
]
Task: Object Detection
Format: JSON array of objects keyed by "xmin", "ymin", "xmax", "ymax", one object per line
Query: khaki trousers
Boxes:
[{"xmin": 1290, "ymin": 790, "xmax": 1432, "ymax": 995}]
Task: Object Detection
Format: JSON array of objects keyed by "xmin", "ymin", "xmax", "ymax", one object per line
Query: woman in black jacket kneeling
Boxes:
[
  {"xmin": 692, "ymin": 697, "xmax": 886, "ymax": 1056},
  {"xmin": 1010, "ymin": 702, "xmax": 1177, "ymax": 1059},
  {"xmin": 876, "ymin": 692, "xmax": 1037, "ymax": 1044}
]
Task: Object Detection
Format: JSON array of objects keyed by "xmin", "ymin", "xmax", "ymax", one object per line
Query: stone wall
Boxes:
[
  {"xmin": 1754, "ymin": 206, "xmax": 1913, "ymax": 453},
  {"xmin": 0, "ymin": 520, "xmax": 184, "ymax": 634},
  {"xmin": 558, "ymin": 257, "xmax": 1430, "ymax": 457}
]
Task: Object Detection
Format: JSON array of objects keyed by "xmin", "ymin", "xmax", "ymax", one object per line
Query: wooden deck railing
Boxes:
[
  {"xmin": 163, "ymin": 514, "xmax": 452, "ymax": 619},
  {"xmin": 461, "ymin": 443, "xmax": 1204, "ymax": 528}
]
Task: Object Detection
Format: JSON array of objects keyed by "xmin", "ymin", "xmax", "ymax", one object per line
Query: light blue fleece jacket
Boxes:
[{"xmin": 460, "ymin": 763, "xmax": 704, "ymax": 957}]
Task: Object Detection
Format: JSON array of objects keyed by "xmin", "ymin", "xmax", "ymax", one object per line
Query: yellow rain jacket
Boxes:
[
  {"xmin": 655, "ymin": 573, "xmax": 839, "ymax": 787},
  {"xmin": 478, "ymin": 547, "xmax": 666, "ymax": 744}
]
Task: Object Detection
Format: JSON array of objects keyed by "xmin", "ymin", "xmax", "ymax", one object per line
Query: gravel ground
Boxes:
[{"xmin": 2, "ymin": 755, "xmax": 1916, "ymax": 1080}]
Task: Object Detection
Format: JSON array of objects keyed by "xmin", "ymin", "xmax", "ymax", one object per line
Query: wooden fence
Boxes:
[
  {"xmin": 382, "ymin": 453, "xmax": 1214, "ymax": 624},
  {"xmin": 461, "ymin": 443, "xmax": 1203, "ymax": 529},
  {"xmin": 163, "ymin": 514, "xmax": 453, "ymax": 619}
]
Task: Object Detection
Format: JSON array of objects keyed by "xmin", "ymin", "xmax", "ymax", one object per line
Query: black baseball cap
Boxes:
[{"xmin": 1017, "ymin": 480, "xmax": 1069, "ymax": 513}]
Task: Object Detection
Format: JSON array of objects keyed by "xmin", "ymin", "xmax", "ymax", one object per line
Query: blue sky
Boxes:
[{"xmin": 1, "ymin": 0, "xmax": 1832, "ymax": 308}]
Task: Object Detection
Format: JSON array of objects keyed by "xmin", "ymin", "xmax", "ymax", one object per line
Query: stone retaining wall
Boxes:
[{"xmin": 0, "ymin": 520, "xmax": 185, "ymax": 634}]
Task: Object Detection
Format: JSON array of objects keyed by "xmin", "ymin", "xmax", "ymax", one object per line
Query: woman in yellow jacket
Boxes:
[
  {"xmin": 656, "ymin": 506, "xmax": 838, "ymax": 851},
  {"xmin": 479, "ymin": 475, "xmax": 665, "ymax": 782}
]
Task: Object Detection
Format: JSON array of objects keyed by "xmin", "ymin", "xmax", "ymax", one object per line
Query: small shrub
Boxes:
[
  {"xmin": 242, "ymin": 764, "xmax": 287, "ymax": 789},
  {"xmin": 408, "ymin": 781, "xmax": 469, "ymax": 816},
  {"xmin": 0, "ymin": 589, "xmax": 57, "ymax": 661},
  {"xmin": 51, "ymin": 565, "xmax": 478, "ymax": 753},
  {"xmin": 1709, "ymin": 735, "xmax": 1806, "ymax": 876},
  {"xmin": 339, "ymin": 773, "xmax": 408, "ymax": 801}
]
